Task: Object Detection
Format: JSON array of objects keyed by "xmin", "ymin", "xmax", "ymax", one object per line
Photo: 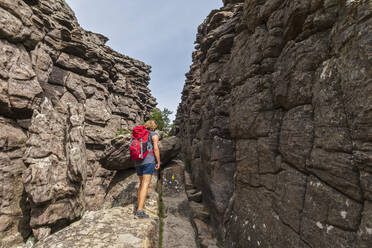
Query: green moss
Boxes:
[{"xmin": 158, "ymin": 187, "xmax": 164, "ymax": 248}]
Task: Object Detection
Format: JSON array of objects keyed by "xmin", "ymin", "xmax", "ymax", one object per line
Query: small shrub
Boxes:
[
  {"xmin": 148, "ymin": 108, "xmax": 173, "ymax": 134},
  {"xmin": 25, "ymin": 236, "xmax": 36, "ymax": 247},
  {"xmin": 114, "ymin": 128, "xmax": 131, "ymax": 138}
]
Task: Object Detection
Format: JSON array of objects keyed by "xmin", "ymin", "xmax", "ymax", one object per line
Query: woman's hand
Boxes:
[{"xmin": 155, "ymin": 162, "xmax": 160, "ymax": 170}]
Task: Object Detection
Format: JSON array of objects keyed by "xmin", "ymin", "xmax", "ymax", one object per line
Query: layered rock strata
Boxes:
[
  {"xmin": 0, "ymin": 0, "xmax": 156, "ymax": 246},
  {"xmin": 175, "ymin": 0, "xmax": 372, "ymax": 247}
]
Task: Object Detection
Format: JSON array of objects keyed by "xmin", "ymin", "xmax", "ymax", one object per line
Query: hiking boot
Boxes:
[
  {"xmin": 133, "ymin": 204, "xmax": 138, "ymax": 214},
  {"xmin": 135, "ymin": 210, "xmax": 149, "ymax": 219}
]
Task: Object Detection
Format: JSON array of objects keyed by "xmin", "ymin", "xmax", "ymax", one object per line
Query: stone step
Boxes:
[
  {"xmin": 187, "ymin": 190, "xmax": 202, "ymax": 203},
  {"xmin": 193, "ymin": 218, "xmax": 219, "ymax": 248},
  {"xmin": 189, "ymin": 201, "xmax": 210, "ymax": 223},
  {"xmin": 184, "ymin": 171, "xmax": 194, "ymax": 190},
  {"xmin": 186, "ymin": 188, "xmax": 198, "ymax": 195}
]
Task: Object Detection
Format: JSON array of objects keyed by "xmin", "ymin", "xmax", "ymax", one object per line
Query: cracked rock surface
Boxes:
[
  {"xmin": 175, "ymin": 0, "xmax": 372, "ymax": 247},
  {"xmin": 0, "ymin": 0, "xmax": 156, "ymax": 246},
  {"xmin": 33, "ymin": 175, "xmax": 159, "ymax": 248},
  {"xmin": 161, "ymin": 160, "xmax": 197, "ymax": 248}
]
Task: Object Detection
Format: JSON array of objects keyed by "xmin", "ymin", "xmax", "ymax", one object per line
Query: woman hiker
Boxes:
[{"xmin": 135, "ymin": 120, "xmax": 160, "ymax": 218}]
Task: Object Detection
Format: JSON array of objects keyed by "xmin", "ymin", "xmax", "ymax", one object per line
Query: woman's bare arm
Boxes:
[{"xmin": 153, "ymin": 134, "xmax": 161, "ymax": 170}]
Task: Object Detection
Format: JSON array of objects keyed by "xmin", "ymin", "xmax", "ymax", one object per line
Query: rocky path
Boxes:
[
  {"xmin": 160, "ymin": 160, "xmax": 197, "ymax": 248},
  {"xmin": 16, "ymin": 157, "xmax": 220, "ymax": 248},
  {"xmin": 11, "ymin": 136, "xmax": 214, "ymax": 248},
  {"xmin": 26, "ymin": 175, "xmax": 159, "ymax": 248},
  {"xmin": 34, "ymin": 205, "xmax": 158, "ymax": 248},
  {"xmin": 160, "ymin": 160, "xmax": 220, "ymax": 248}
]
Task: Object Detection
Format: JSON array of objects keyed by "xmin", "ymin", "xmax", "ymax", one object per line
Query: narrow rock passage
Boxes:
[
  {"xmin": 1, "ymin": 0, "xmax": 369, "ymax": 247},
  {"xmin": 31, "ymin": 136, "xmax": 194, "ymax": 248},
  {"xmin": 159, "ymin": 159, "xmax": 220, "ymax": 248},
  {"xmin": 160, "ymin": 160, "xmax": 197, "ymax": 248}
]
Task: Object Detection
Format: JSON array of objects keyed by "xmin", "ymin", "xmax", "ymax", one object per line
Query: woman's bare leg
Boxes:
[
  {"xmin": 137, "ymin": 176, "xmax": 143, "ymax": 207},
  {"xmin": 137, "ymin": 174, "xmax": 152, "ymax": 211}
]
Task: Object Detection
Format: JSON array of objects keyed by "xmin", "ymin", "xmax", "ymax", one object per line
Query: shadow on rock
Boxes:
[{"xmin": 100, "ymin": 135, "xmax": 181, "ymax": 170}]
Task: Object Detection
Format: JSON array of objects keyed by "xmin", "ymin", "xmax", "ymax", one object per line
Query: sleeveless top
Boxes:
[{"xmin": 135, "ymin": 131, "xmax": 159, "ymax": 166}]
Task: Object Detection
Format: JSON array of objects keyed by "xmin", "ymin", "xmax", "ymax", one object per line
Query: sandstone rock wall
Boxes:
[
  {"xmin": 33, "ymin": 172, "xmax": 159, "ymax": 248},
  {"xmin": 175, "ymin": 0, "xmax": 372, "ymax": 247},
  {"xmin": 0, "ymin": 0, "xmax": 156, "ymax": 246}
]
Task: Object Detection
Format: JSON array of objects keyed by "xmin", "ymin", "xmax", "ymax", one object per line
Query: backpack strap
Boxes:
[
  {"xmin": 148, "ymin": 131, "xmax": 156, "ymax": 155},
  {"xmin": 149, "ymin": 132, "xmax": 153, "ymax": 145}
]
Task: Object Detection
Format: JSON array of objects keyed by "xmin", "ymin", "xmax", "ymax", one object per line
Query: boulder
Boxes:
[
  {"xmin": 159, "ymin": 136, "xmax": 181, "ymax": 165},
  {"xmin": 104, "ymin": 169, "xmax": 158, "ymax": 209},
  {"xmin": 100, "ymin": 134, "xmax": 133, "ymax": 170},
  {"xmin": 100, "ymin": 136, "xmax": 181, "ymax": 171},
  {"xmin": 161, "ymin": 160, "xmax": 186, "ymax": 197}
]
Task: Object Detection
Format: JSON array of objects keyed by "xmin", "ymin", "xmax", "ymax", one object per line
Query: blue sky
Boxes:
[{"xmin": 65, "ymin": 0, "xmax": 222, "ymax": 120}]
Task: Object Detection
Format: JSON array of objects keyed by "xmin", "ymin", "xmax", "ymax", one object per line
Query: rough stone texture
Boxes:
[
  {"xmin": 161, "ymin": 161, "xmax": 197, "ymax": 248},
  {"xmin": 175, "ymin": 2, "xmax": 241, "ymax": 239},
  {"xmin": 0, "ymin": 117, "xmax": 29, "ymax": 247},
  {"xmin": 0, "ymin": 0, "xmax": 156, "ymax": 245},
  {"xmin": 22, "ymin": 97, "xmax": 87, "ymax": 240},
  {"xmin": 186, "ymin": 168, "xmax": 218, "ymax": 248},
  {"xmin": 99, "ymin": 134, "xmax": 133, "ymax": 170},
  {"xmin": 102, "ymin": 169, "xmax": 147, "ymax": 209},
  {"xmin": 194, "ymin": 218, "xmax": 219, "ymax": 248},
  {"xmin": 33, "ymin": 173, "xmax": 159, "ymax": 248},
  {"xmin": 175, "ymin": 0, "xmax": 372, "ymax": 247},
  {"xmin": 159, "ymin": 136, "xmax": 181, "ymax": 165},
  {"xmin": 189, "ymin": 201, "xmax": 210, "ymax": 224},
  {"xmin": 100, "ymin": 135, "xmax": 181, "ymax": 170}
]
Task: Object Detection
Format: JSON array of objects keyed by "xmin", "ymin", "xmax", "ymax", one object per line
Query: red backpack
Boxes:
[{"xmin": 130, "ymin": 125, "xmax": 150, "ymax": 161}]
